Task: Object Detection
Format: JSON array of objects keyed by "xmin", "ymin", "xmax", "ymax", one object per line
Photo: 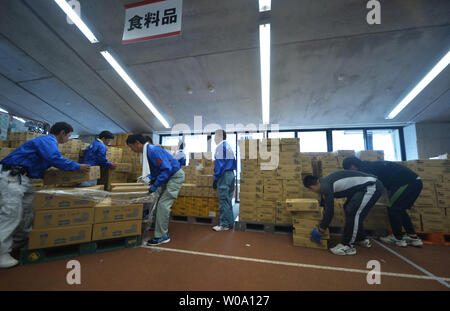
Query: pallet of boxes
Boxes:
[
  {"xmin": 237, "ymin": 138, "xmax": 320, "ymax": 232},
  {"xmin": 171, "ymin": 152, "xmax": 220, "ymax": 224},
  {"xmin": 404, "ymin": 159, "xmax": 450, "ymax": 235},
  {"xmin": 21, "ymin": 163, "xmax": 147, "ymax": 264}
]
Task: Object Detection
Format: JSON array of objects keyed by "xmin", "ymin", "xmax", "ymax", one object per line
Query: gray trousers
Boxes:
[
  {"xmin": 154, "ymin": 169, "xmax": 185, "ymax": 238},
  {"xmin": 0, "ymin": 171, "xmax": 34, "ymax": 255}
]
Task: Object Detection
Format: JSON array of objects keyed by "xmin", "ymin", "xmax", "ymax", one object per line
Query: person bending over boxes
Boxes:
[
  {"xmin": 343, "ymin": 157, "xmax": 423, "ymax": 247},
  {"xmin": 303, "ymin": 170, "xmax": 383, "ymax": 256}
]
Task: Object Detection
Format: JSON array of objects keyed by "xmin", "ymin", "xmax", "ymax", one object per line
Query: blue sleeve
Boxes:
[
  {"xmin": 179, "ymin": 158, "xmax": 186, "ymax": 166},
  {"xmin": 96, "ymin": 144, "xmax": 111, "ymax": 167},
  {"xmin": 150, "ymin": 148, "xmax": 173, "ymax": 188},
  {"xmin": 36, "ymin": 139, "xmax": 80, "ymax": 171},
  {"xmin": 214, "ymin": 160, "xmax": 222, "ymax": 181}
]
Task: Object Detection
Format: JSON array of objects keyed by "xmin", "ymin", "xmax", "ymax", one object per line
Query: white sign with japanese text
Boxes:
[{"xmin": 122, "ymin": 0, "xmax": 182, "ymax": 44}]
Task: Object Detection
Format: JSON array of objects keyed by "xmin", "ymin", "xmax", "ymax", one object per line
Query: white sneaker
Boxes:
[
  {"xmin": 330, "ymin": 243, "xmax": 357, "ymax": 256},
  {"xmin": 212, "ymin": 226, "xmax": 230, "ymax": 232},
  {"xmin": 402, "ymin": 235, "xmax": 423, "ymax": 247},
  {"xmin": 357, "ymin": 239, "xmax": 372, "ymax": 248},
  {"xmin": 380, "ymin": 234, "xmax": 407, "ymax": 247},
  {"xmin": 0, "ymin": 253, "xmax": 19, "ymax": 268}
]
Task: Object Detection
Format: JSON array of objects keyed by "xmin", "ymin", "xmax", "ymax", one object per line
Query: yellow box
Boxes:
[
  {"xmin": 113, "ymin": 163, "xmax": 132, "ymax": 172},
  {"xmin": 92, "ymin": 220, "xmax": 141, "ymax": 241},
  {"xmin": 292, "ymin": 235, "xmax": 328, "ymax": 250},
  {"xmin": 286, "ymin": 199, "xmax": 320, "ymax": 211},
  {"xmin": 94, "ymin": 204, "xmax": 143, "ymax": 223},
  {"xmin": 34, "ymin": 190, "xmax": 96, "ymax": 210},
  {"xmin": 43, "ymin": 166, "xmax": 100, "ymax": 185},
  {"xmin": 28, "ymin": 225, "xmax": 92, "ymax": 250},
  {"xmin": 33, "ymin": 208, "xmax": 94, "ymax": 229},
  {"xmin": 293, "ymin": 226, "xmax": 330, "ymax": 239}
]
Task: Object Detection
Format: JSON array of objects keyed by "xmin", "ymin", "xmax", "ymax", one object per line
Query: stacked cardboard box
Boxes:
[
  {"xmin": 286, "ymin": 199, "xmax": 329, "ymax": 249},
  {"xmin": 43, "ymin": 166, "xmax": 100, "ymax": 185},
  {"xmin": 92, "ymin": 195, "xmax": 142, "ymax": 241},
  {"xmin": 111, "ymin": 133, "xmax": 133, "ymax": 146},
  {"xmin": 238, "ymin": 138, "xmax": 321, "ymax": 225},
  {"xmin": 171, "ymin": 153, "xmax": 220, "ymax": 217},
  {"xmin": 119, "ymin": 146, "xmax": 142, "ymax": 182},
  {"xmin": 29, "ymin": 189, "xmax": 97, "ymax": 250},
  {"xmin": 405, "ymin": 159, "xmax": 450, "ymax": 233}
]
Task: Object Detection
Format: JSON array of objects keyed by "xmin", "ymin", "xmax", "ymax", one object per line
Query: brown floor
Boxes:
[{"xmin": 0, "ymin": 222, "xmax": 449, "ymax": 291}]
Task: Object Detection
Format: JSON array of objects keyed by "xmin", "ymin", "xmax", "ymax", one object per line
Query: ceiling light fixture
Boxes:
[
  {"xmin": 13, "ymin": 116, "xmax": 26, "ymax": 123},
  {"xmin": 100, "ymin": 50, "xmax": 170, "ymax": 128},
  {"xmin": 259, "ymin": 23, "xmax": 271, "ymax": 125},
  {"xmin": 386, "ymin": 50, "xmax": 450, "ymax": 119},
  {"xmin": 54, "ymin": 0, "xmax": 99, "ymax": 43},
  {"xmin": 208, "ymin": 84, "xmax": 215, "ymax": 93},
  {"xmin": 259, "ymin": 0, "xmax": 271, "ymax": 12}
]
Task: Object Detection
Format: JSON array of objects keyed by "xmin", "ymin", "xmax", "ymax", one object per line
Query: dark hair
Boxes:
[
  {"xmin": 126, "ymin": 134, "xmax": 153, "ymax": 145},
  {"xmin": 215, "ymin": 129, "xmax": 226, "ymax": 140},
  {"xmin": 342, "ymin": 157, "xmax": 362, "ymax": 170},
  {"xmin": 179, "ymin": 142, "xmax": 185, "ymax": 150},
  {"xmin": 99, "ymin": 131, "xmax": 114, "ymax": 140},
  {"xmin": 50, "ymin": 122, "xmax": 73, "ymax": 135},
  {"xmin": 303, "ymin": 175, "xmax": 319, "ymax": 188}
]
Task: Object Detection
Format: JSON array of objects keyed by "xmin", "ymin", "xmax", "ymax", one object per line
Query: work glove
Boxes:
[
  {"xmin": 310, "ymin": 228, "xmax": 323, "ymax": 244},
  {"xmin": 213, "ymin": 180, "xmax": 217, "ymax": 189},
  {"xmin": 149, "ymin": 184, "xmax": 157, "ymax": 194}
]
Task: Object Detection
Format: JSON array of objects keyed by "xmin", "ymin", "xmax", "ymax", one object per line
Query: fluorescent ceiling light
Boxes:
[
  {"xmin": 386, "ymin": 50, "xmax": 450, "ymax": 119},
  {"xmin": 54, "ymin": 0, "xmax": 99, "ymax": 43},
  {"xmin": 259, "ymin": 0, "xmax": 271, "ymax": 12},
  {"xmin": 13, "ymin": 116, "xmax": 26, "ymax": 123},
  {"xmin": 259, "ymin": 24, "xmax": 271, "ymax": 125},
  {"xmin": 100, "ymin": 51, "xmax": 170, "ymax": 128},
  {"xmin": 0, "ymin": 107, "xmax": 8, "ymax": 113}
]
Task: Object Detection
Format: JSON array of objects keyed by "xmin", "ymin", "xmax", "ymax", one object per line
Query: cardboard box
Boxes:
[
  {"xmin": 113, "ymin": 163, "xmax": 132, "ymax": 172},
  {"xmin": 34, "ymin": 191, "xmax": 96, "ymax": 210},
  {"xmin": 293, "ymin": 226, "xmax": 330, "ymax": 239},
  {"xmin": 286, "ymin": 199, "xmax": 319, "ymax": 211},
  {"xmin": 292, "ymin": 210, "xmax": 323, "ymax": 222},
  {"xmin": 92, "ymin": 220, "xmax": 141, "ymax": 241},
  {"xmin": 33, "ymin": 208, "xmax": 94, "ymax": 229},
  {"xmin": 28, "ymin": 225, "xmax": 92, "ymax": 250},
  {"xmin": 281, "ymin": 144, "xmax": 299, "ymax": 152},
  {"xmin": 94, "ymin": 203, "xmax": 143, "ymax": 223},
  {"xmin": 292, "ymin": 235, "xmax": 328, "ymax": 250},
  {"xmin": 43, "ymin": 166, "xmax": 100, "ymax": 185}
]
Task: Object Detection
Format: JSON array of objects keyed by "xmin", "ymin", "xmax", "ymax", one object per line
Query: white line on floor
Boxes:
[
  {"xmin": 371, "ymin": 239, "xmax": 450, "ymax": 288},
  {"xmin": 140, "ymin": 245, "xmax": 450, "ymax": 282}
]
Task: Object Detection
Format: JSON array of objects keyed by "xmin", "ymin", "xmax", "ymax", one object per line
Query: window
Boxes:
[
  {"xmin": 298, "ymin": 131, "xmax": 327, "ymax": 152},
  {"xmin": 332, "ymin": 130, "xmax": 364, "ymax": 152},
  {"xmin": 268, "ymin": 131, "xmax": 295, "ymax": 139},
  {"xmin": 368, "ymin": 129, "xmax": 401, "ymax": 161},
  {"xmin": 161, "ymin": 135, "xmax": 180, "ymax": 147}
]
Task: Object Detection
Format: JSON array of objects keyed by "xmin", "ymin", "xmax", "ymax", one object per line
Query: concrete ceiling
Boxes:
[{"xmin": 0, "ymin": 0, "xmax": 449, "ymax": 135}]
